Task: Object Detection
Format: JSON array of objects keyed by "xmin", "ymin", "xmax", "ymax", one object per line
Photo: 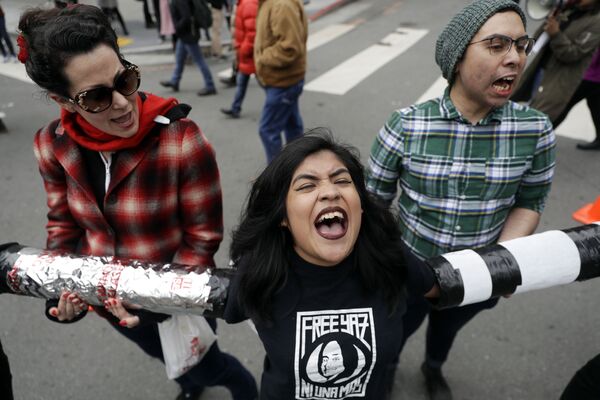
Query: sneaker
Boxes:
[
  {"xmin": 160, "ymin": 80, "xmax": 179, "ymax": 92},
  {"xmin": 220, "ymin": 108, "xmax": 240, "ymax": 118},
  {"xmin": 197, "ymin": 87, "xmax": 217, "ymax": 96},
  {"xmin": 175, "ymin": 387, "xmax": 204, "ymax": 400},
  {"xmin": 421, "ymin": 362, "xmax": 453, "ymax": 400}
]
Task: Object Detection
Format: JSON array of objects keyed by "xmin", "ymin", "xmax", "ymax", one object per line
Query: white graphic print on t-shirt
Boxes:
[{"xmin": 294, "ymin": 308, "xmax": 377, "ymax": 399}]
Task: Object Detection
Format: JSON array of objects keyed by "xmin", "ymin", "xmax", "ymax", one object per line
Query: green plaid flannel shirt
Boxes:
[{"xmin": 366, "ymin": 90, "xmax": 556, "ymax": 260}]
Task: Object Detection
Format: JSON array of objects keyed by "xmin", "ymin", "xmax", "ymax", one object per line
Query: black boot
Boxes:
[
  {"xmin": 421, "ymin": 362, "xmax": 453, "ymax": 400},
  {"xmin": 576, "ymin": 139, "xmax": 600, "ymax": 150}
]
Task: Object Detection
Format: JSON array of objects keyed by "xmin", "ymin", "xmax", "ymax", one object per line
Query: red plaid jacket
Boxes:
[{"xmin": 33, "ymin": 115, "xmax": 223, "ymax": 268}]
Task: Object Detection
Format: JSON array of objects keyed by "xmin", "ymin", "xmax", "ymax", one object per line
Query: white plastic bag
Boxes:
[{"xmin": 158, "ymin": 314, "xmax": 217, "ymax": 379}]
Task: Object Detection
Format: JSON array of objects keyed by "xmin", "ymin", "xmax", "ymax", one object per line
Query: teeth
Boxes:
[{"xmin": 318, "ymin": 211, "xmax": 344, "ymax": 223}]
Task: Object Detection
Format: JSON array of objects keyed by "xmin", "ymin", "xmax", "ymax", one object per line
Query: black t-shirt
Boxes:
[{"xmin": 224, "ymin": 249, "xmax": 434, "ymax": 399}]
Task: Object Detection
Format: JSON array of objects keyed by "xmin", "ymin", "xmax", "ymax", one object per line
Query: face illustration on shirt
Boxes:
[
  {"xmin": 283, "ymin": 150, "xmax": 362, "ymax": 267},
  {"xmin": 320, "ymin": 341, "xmax": 345, "ymax": 379}
]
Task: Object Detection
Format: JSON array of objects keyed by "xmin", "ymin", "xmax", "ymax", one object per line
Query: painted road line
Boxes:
[
  {"xmin": 217, "ymin": 23, "xmax": 357, "ymax": 80},
  {"xmin": 305, "ymin": 27, "xmax": 429, "ymax": 95},
  {"xmin": 417, "ymin": 75, "xmax": 447, "ymax": 103},
  {"xmin": 0, "ymin": 63, "xmax": 33, "ymax": 84}
]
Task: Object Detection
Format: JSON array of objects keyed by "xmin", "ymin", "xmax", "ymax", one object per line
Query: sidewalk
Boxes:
[{"xmin": 2, "ymin": 0, "xmax": 356, "ymax": 57}]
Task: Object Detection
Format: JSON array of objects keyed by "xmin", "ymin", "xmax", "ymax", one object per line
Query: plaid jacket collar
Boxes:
[
  {"xmin": 439, "ymin": 86, "xmax": 506, "ymax": 125},
  {"xmin": 53, "ymin": 122, "xmax": 160, "ymax": 201}
]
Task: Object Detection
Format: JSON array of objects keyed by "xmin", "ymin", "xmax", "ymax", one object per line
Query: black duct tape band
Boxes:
[
  {"xmin": 563, "ymin": 224, "xmax": 600, "ymax": 281},
  {"xmin": 474, "ymin": 244, "xmax": 522, "ymax": 298},
  {"xmin": 426, "ymin": 255, "xmax": 465, "ymax": 309}
]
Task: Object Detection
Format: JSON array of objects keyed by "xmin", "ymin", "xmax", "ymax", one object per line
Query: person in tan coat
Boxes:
[{"xmin": 254, "ymin": 0, "xmax": 307, "ymax": 162}]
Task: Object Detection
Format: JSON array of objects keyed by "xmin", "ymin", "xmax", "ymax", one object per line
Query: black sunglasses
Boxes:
[
  {"xmin": 468, "ymin": 34, "xmax": 535, "ymax": 56},
  {"xmin": 68, "ymin": 62, "xmax": 141, "ymax": 113}
]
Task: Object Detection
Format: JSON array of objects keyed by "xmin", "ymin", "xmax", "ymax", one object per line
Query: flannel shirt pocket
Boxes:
[{"xmin": 482, "ymin": 156, "xmax": 530, "ymax": 200}]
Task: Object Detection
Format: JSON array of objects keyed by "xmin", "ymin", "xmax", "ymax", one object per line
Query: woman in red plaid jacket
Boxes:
[{"xmin": 17, "ymin": 5, "xmax": 257, "ymax": 400}]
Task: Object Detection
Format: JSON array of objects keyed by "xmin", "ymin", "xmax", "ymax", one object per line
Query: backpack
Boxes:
[{"xmin": 190, "ymin": 0, "xmax": 212, "ymax": 30}]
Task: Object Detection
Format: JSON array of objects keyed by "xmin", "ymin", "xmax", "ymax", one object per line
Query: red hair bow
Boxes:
[{"xmin": 17, "ymin": 35, "xmax": 29, "ymax": 64}]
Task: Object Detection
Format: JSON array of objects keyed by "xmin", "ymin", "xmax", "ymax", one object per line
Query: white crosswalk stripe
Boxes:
[{"xmin": 305, "ymin": 27, "xmax": 428, "ymax": 95}]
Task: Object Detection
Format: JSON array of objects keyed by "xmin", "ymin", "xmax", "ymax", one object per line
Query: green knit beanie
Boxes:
[{"xmin": 435, "ymin": 0, "xmax": 527, "ymax": 84}]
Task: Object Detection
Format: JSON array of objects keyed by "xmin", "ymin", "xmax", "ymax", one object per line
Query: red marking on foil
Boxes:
[
  {"xmin": 171, "ymin": 276, "xmax": 193, "ymax": 291},
  {"xmin": 96, "ymin": 262, "xmax": 125, "ymax": 301},
  {"xmin": 7, "ymin": 262, "xmax": 21, "ymax": 293}
]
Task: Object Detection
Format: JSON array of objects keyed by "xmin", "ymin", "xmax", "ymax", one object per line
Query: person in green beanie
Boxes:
[{"xmin": 366, "ymin": 1, "xmax": 556, "ymax": 399}]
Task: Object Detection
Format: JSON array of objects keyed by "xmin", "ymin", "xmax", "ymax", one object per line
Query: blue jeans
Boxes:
[
  {"xmin": 0, "ymin": 15, "xmax": 16, "ymax": 57},
  {"xmin": 170, "ymin": 40, "xmax": 215, "ymax": 90},
  {"xmin": 112, "ymin": 318, "xmax": 258, "ymax": 399},
  {"xmin": 230, "ymin": 72, "xmax": 251, "ymax": 114},
  {"xmin": 258, "ymin": 80, "xmax": 304, "ymax": 163}
]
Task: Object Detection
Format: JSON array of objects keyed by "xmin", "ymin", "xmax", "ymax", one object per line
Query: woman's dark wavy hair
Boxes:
[
  {"xmin": 230, "ymin": 128, "xmax": 407, "ymax": 322},
  {"xmin": 18, "ymin": 5, "xmax": 122, "ymax": 98}
]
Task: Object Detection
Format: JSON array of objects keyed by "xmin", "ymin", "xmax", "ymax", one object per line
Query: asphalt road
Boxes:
[{"xmin": 1, "ymin": 0, "xmax": 600, "ymax": 399}]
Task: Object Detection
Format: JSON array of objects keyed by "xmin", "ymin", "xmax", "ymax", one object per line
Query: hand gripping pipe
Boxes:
[
  {"xmin": 428, "ymin": 223, "xmax": 600, "ymax": 309},
  {"xmin": 0, "ymin": 243, "xmax": 231, "ymax": 316}
]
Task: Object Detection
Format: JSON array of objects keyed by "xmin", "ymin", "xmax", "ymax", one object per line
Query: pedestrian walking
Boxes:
[
  {"xmin": 366, "ymin": 1, "xmax": 556, "ymax": 399},
  {"xmin": 160, "ymin": 0, "xmax": 217, "ymax": 96},
  {"xmin": 208, "ymin": 0, "xmax": 226, "ymax": 58},
  {"xmin": 254, "ymin": 0, "xmax": 308, "ymax": 162},
  {"xmin": 0, "ymin": 4, "xmax": 17, "ymax": 63},
  {"xmin": 512, "ymin": 0, "xmax": 600, "ymax": 149},
  {"xmin": 16, "ymin": 5, "xmax": 256, "ymax": 400},
  {"xmin": 97, "ymin": 0, "xmax": 129, "ymax": 36},
  {"xmin": 220, "ymin": 0, "xmax": 258, "ymax": 118}
]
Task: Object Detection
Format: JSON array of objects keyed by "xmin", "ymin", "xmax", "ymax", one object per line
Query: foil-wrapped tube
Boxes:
[
  {"xmin": 428, "ymin": 222, "xmax": 600, "ymax": 309},
  {"xmin": 0, "ymin": 243, "xmax": 231, "ymax": 316}
]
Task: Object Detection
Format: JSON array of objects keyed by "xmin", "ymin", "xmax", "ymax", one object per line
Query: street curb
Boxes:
[{"xmin": 309, "ymin": 0, "xmax": 358, "ymax": 22}]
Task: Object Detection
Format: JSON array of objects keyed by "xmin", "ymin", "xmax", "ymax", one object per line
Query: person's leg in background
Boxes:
[
  {"xmin": 142, "ymin": 0, "xmax": 155, "ymax": 28},
  {"xmin": 552, "ymin": 81, "xmax": 587, "ymax": 130},
  {"xmin": 186, "ymin": 42, "xmax": 217, "ymax": 95},
  {"xmin": 259, "ymin": 86, "xmax": 294, "ymax": 163},
  {"xmin": 112, "ymin": 5, "xmax": 129, "ymax": 36},
  {"xmin": 570, "ymin": 80, "xmax": 600, "ymax": 150},
  {"xmin": 0, "ymin": 12, "xmax": 16, "ymax": 62},
  {"xmin": 222, "ymin": 72, "xmax": 250, "ymax": 118},
  {"xmin": 161, "ymin": 39, "xmax": 188, "ymax": 91},
  {"xmin": 210, "ymin": 5, "xmax": 224, "ymax": 58},
  {"xmin": 283, "ymin": 80, "xmax": 304, "ymax": 144}
]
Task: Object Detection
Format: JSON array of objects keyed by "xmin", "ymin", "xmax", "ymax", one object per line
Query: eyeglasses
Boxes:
[
  {"xmin": 468, "ymin": 34, "xmax": 535, "ymax": 56},
  {"xmin": 68, "ymin": 62, "xmax": 141, "ymax": 113}
]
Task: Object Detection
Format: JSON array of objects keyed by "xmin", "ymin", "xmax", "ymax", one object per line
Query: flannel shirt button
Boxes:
[
  {"xmin": 107, "ymin": 195, "xmax": 117, "ymax": 205},
  {"xmin": 459, "ymin": 195, "xmax": 467, "ymax": 200},
  {"xmin": 455, "ymin": 225, "xmax": 461, "ymax": 231}
]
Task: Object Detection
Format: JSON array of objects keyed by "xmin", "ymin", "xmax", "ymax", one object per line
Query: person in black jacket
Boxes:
[{"xmin": 160, "ymin": 0, "xmax": 217, "ymax": 96}]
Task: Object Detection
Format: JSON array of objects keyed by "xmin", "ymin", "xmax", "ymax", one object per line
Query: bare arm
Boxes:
[{"xmin": 498, "ymin": 207, "xmax": 541, "ymax": 242}]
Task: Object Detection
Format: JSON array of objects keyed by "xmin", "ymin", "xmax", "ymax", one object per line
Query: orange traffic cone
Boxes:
[{"xmin": 573, "ymin": 195, "xmax": 600, "ymax": 224}]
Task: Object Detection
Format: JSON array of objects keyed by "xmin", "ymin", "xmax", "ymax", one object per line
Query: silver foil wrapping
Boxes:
[{"xmin": 0, "ymin": 244, "xmax": 231, "ymax": 316}]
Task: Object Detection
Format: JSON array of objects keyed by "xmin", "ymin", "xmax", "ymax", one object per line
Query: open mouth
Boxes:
[
  {"xmin": 112, "ymin": 111, "xmax": 132, "ymax": 125},
  {"xmin": 492, "ymin": 76, "xmax": 516, "ymax": 96},
  {"xmin": 314, "ymin": 207, "xmax": 348, "ymax": 240}
]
